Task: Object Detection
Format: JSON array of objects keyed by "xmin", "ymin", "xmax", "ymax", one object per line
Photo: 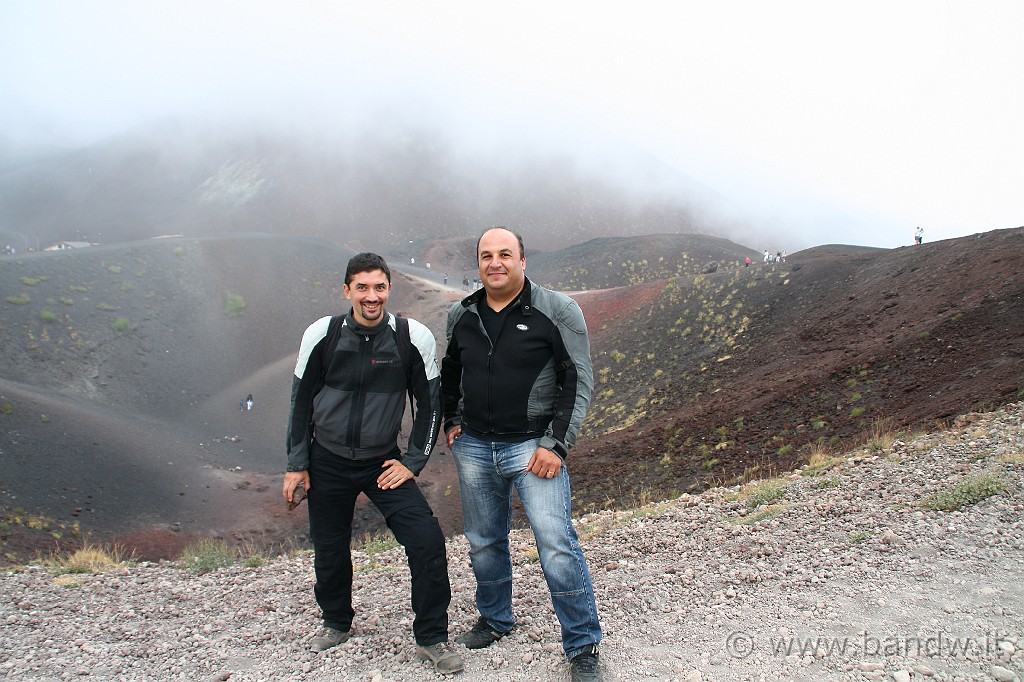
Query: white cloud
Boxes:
[{"xmin": 1, "ymin": 0, "xmax": 1021, "ymax": 249}]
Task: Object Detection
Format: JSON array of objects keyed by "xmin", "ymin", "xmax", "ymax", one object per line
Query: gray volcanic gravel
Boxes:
[{"xmin": 2, "ymin": 403, "xmax": 1023, "ymax": 681}]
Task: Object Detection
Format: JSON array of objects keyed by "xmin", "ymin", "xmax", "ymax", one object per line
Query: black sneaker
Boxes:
[
  {"xmin": 569, "ymin": 651, "xmax": 602, "ymax": 682},
  {"xmin": 455, "ymin": 616, "xmax": 507, "ymax": 649}
]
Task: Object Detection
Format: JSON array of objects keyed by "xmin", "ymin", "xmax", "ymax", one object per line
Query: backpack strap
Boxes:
[
  {"xmin": 319, "ymin": 315, "xmax": 344, "ymax": 384},
  {"xmin": 393, "ymin": 315, "xmax": 416, "ymax": 420}
]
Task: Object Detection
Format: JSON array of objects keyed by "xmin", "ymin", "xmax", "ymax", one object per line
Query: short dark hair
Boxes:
[
  {"xmin": 345, "ymin": 252, "xmax": 391, "ymax": 285},
  {"xmin": 476, "ymin": 226, "xmax": 525, "ymax": 260}
]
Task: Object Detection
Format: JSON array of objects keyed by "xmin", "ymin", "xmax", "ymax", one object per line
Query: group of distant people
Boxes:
[
  {"xmin": 761, "ymin": 249, "xmax": 787, "ymax": 264},
  {"xmin": 2, "ymin": 244, "xmax": 15, "ymax": 255},
  {"xmin": 239, "ymin": 394, "xmax": 253, "ymax": 412},
  {"xmin": 282, "ymin": 228, "xmax": 603, "ymax": 680}
]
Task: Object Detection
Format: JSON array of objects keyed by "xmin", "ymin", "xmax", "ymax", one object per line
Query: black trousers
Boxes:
[{"xmin": 307, "ymin": 440, "xmax": 451, "ymax": 645}]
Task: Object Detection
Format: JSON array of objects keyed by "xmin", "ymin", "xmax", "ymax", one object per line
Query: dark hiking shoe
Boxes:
[
  {"xmin": 569, "ymin": 652, "xmax": 602, "ymax": 682},
  {"xmin": 310, "ymin": 627, "xmax": 350, "ymax": 652},
  {"xmin": 416, "ymin": 642, "xmax": 465, "ymax": 675},
  {"xmin": 455, "ymin": 617, "xmax": 507, "ymax": 649}
]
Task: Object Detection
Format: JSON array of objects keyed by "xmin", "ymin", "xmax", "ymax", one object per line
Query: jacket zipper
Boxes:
[{"xmin": 347, "ymin": 333, "xmax": 371, "ymax": 453}]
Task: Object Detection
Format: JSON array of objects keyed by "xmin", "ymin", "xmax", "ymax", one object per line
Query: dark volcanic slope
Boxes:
[
  {"xmin": 2, "ymin": 228, "xmax": 1022, "ymax": 563},
  {"xmin": 0, "ymin": 235, "xmax": 464, "ymax": 563},
  {"xmin": 527, "ymin": 233, "xmax": 758, "ymax": 291},
  {"xmin": 571, "ymin": 227, "xmax": 1024, "ymax": 510}
]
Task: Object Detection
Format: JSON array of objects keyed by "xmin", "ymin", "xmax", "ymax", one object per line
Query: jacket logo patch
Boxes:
[{"xmin": 516, "ymin": 324, "xmax": 529, "ymax": 331}]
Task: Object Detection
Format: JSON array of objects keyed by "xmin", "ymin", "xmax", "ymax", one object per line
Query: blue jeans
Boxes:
[{"xmin": 453, "ymin": 432, "xmax": 601, "ymax": 658}]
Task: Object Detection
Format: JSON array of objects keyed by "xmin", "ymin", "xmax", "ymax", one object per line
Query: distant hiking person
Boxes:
[
  {"xmin": 246, "ymin": 394, "xmax": 253, "ymax": 411},
  {"xmin": 915, "ymin": 226, "xmax": 923, "ymax": 245},
  {"xmin": 283, "ymin": 253, "xmax": 462, "ymax": 674},
  {"xmin": 239, "ymin": 398, "xmax": 245, "ymax": 412}
]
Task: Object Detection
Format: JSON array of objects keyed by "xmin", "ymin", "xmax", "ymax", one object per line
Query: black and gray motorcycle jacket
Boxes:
[
  {"xmin": 286, "ymin": 311, "xmax": 440, "ymax": 474},
  {"xmin": 441, "ymin": 277, "xmax": 593, "ymax": 458}
]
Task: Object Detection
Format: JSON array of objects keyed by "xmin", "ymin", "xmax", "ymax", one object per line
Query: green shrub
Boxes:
[
  {"xmin": 39, "ymin": 309, "xmax": 57, "ymax": 323},
  {"xmin": 732, "ymin": 504, "xmax": 787, "ymax": 525},
  {"xmin": 6, "ymin": 293, "xmax": 30, "ymax": 305},
  {"xmin": 112, "ymin": 317, "xmax": 132, "ymax": 333},
  {"xmin": 225, "ymin": 292, "xmax": 246, "ymax": 317},
  {"xmin": 733, "ymin": 478, "xmax": 788, "ymax": 509},
  {"xmin": 850, "ymin": 406, "xmax": 866, "ymax": 418},
  {"xmin": 919, "ymin": 469, "xmax": 1008, "ymax": 511},
  {"xmin": 354, "ymin": 530, "xmax": 399, "ymax": 555},
  {"xmin": 180, "ymin": 538, "xmax": 237, "ymax": 574}
]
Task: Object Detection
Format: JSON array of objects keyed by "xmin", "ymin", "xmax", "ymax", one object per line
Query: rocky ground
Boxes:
[{"xmin": 2, "ymin": 403, "xmax": 1022, "ymax": 682}]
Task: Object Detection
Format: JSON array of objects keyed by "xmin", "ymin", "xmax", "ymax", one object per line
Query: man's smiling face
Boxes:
[{"xmin": 344, "ymin": 268, "xmax": 391, "ymax": 327}]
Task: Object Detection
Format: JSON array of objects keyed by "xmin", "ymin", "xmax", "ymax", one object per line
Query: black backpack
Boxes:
[{"xmin": 319, "ymin": 314, "xmax": 416, "ymax": 418}]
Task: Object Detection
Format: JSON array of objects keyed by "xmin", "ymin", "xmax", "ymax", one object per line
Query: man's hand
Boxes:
[
  {"xmin": 378, "ymin": 459, "xmax": 414, "ymax": 489},
  {"xmin": 283, "ymin": 471, "xmax": 311, "ymax": 503},
  {"xmin": 527, "ymin": 446, "xmax": 562, "ymax": 479},
  {"xmin": 445, "ymin": 425, "xmax": 462, "ymax": 448}
]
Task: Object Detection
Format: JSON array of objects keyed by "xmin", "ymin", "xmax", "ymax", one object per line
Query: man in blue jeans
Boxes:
[
  {"xmin": 284, "ymin": 253, "xmax": 462, "ymax": 675},
  {"xmin": 441, "ymin": 227, "xmax": 603, "ymax": 682}
]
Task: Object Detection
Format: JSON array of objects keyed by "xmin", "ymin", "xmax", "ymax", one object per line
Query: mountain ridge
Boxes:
[{"xmin": 1, "ymin": 227, "xmax": 1022, "ymax": 563}]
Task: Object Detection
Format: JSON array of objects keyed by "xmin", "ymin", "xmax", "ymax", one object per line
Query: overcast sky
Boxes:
[{"xmin": 2, "ymin": 1, "xmax": 1022, "ymax": 250}]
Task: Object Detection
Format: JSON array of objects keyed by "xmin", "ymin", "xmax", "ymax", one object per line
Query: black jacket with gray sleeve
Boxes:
[
  {"xmin": 286, "ymin": 311, "xmax": 441, "ymax": 474},
  {"xmin": 440, "ymin": 277, "xmax": 593, "ymax": 458}
]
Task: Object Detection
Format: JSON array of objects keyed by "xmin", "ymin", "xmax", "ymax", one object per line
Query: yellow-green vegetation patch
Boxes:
[
  {"xmin": 46, "ymin": 542, "xmax": 135, "ymax": 575},
  {"xmin": 866, "ymin": 417, "xmax": 897, "ymax": 453},
  {"xmin": 53, "ymin": 574, "xmax": 85, "ymax": 588},
  {"xmin": 6, "ymin": 293, "xmax": 30, "ymax": 305},
  {"xmin": 801, "ymin": 451, "xmax": 840, "ymax": 476},
  {"xmin": 353, "ymin": 530, "xmax": 402, "ymax": 572},
  {"xmin": 179, "ymin": 537, "xmax": 238, "ymax": 574},
  {"xmin": 849, "ymin": 529, "xmax": 872, "ymax": 543},
  {"xmin": 95, "ymin": 302, "xmax": 120, "ymax": 311},
  {"xmin": 730, "ymin": 503, "xmax": 788, "ymax": 525},
  {"xmin": 730, "ymin": 477, "xmax": 789, "ymax": 509},
  {"xmin": 918, "ymin": 468, "xmax": 1009, "ymax": 511},
  {"xmin": 224, "ymin": 291, "xmax": 246, "ymax": 317}
]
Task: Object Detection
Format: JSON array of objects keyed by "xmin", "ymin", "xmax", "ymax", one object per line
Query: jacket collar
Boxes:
[
  {"xmin": 343, "ymin": 309, "xmax": 392, "ymax": 335},
  {"xmin": 462, "ymin": 276, "xmax": 534, "ymax": 316}
]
